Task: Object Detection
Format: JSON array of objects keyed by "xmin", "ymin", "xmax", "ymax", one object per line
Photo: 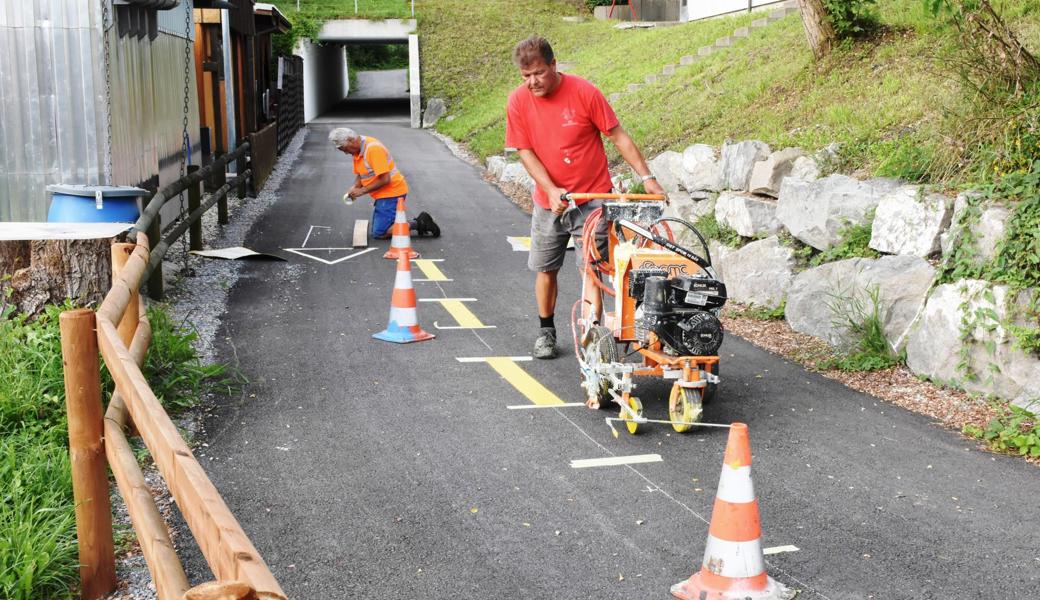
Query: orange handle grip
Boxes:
[{"xmin": 562, "ymin": 192, "xmax": 667, "ymax": 202}]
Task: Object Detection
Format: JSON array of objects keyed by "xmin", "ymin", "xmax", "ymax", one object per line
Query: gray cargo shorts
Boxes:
[{"xmin": 528, "ymin": 199, "xmax": 609, "ymax": 273}]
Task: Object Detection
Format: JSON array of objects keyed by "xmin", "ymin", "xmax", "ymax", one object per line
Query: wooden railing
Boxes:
[{"xmin": 59, "ymin": 235, "xmax": 286, "ymax": 600}]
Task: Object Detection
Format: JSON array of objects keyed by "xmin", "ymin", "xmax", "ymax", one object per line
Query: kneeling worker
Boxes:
[{"xmin": 329, "ymin": 127, "xmax": 439, "ymax": 239}]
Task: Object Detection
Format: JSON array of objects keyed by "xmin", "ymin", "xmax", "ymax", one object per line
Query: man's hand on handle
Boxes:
[
  {"xmin": 548, "ymin": 187, "xmax": 569, "ymax": 215},
  {"xmin": 642, "ymin": 177, "xmax": 668, "ymax": 202}
]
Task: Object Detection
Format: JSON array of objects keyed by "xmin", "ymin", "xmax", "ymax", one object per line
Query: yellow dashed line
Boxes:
[{"xmin": 484, "ymin": 357, "xmax": 565, "ymax": 406}]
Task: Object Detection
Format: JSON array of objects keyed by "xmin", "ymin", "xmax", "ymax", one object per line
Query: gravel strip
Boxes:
[{"xmin": 105, "ymin": 128, "xmax": 307, "ymax": 600}]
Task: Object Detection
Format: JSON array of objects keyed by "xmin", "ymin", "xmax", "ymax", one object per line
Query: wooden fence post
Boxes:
[
  {"xmin": 187, "ymin": 165, "xmax": 203, "ymax": 252},
  {"xmin": 143, "ymin": 182, "xmax": 164, "ymax": 300},
  {"xmin": 111, "ymin": 243, "xmax": 140, "ymax": 347},
  {"xmin": 183, "ymin": 581, "xmax": 257, "ymax": 600},
  {"xmin": 59, "ymin": 308, "xmax": 116, "ymax": 600},
  {"xmin": 213, "ymin": 153, "xmax": 229, "ymax": 225}
]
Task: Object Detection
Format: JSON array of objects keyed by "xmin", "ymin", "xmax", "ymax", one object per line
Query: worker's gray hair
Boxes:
[{"xmin": 328, "ymin": 127, "xmax": 360, "ymax": 147}]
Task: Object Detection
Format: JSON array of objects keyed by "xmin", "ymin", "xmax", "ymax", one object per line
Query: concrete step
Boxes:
[
  {"xmin": 662, "ymin": 64, "xmax": 676, "ymax": 75},
  {"xmin": 714, "ymin": 36, "xmax": 733, "ymax": 48},
  {"xmin": 751, "ymin": 17, "xmax": 769, "ymax": 28},
  {"xmin": 645, "ymin": 74, "xmax": 658, "ymax": 84},
  {"xmin": 680, "ymin": 54, "xmax": 696, "ymax": 65},
  {"xmin": 627, "ymin": 83, "xmax": 642, "ymax": 93},
  {"xmin": 698, "ymin": 45, "xmax": 713, "ymax": 56},
  {"xmin": 609, "ymin": 92, "xmax": 623, "ymax": 103},
  {"xmin": 732, "ymin": 27, "xmax": 750, "ymax": 38}
]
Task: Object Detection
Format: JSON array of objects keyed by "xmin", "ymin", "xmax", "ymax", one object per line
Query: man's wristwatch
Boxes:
[{"xmin": 640, "ymin": 173, "xmax": 657, "ymax": 183}]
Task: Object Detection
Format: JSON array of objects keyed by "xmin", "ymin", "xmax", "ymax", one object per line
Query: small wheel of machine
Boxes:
[
  {"xmin": 621, "ymin": 396, "xmax": 644, "ymax": 435},
  {"xmin": 668, "ymin": 383, "xmax": 703, "ymax": 433},
  {"xmin": 581, "ymin": 326, "xmax": 618, "ymax": 410},
  {"xmin": 703, "ymin": 361, "xmax": 720, "ymax": 404}
]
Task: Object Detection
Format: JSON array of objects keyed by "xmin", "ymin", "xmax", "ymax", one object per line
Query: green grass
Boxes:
[
  {"xmin": 270, "ymin": 0, "xmax": 415, "ymax": 20},
  {"xmin": 0, "ymin": 304, "xmax": 237, "ymax": 600},
  {"xmin": 420, "ymin": 0, "xmax": 1040, "ymax": 185}
]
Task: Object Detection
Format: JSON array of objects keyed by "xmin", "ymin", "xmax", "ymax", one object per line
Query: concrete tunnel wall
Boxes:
[
  {"xmin": 296, "ymin": 19, "xmax": 420, "ymax": 126},
  {"xmin": 299, "ymin": 41, "xmax": 350, "ymax": 123}
]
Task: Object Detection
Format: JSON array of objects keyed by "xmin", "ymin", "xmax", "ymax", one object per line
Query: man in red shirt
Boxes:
[{"xmin": 505, "ymin": 35, "xmax": 664, "ymax": 360}]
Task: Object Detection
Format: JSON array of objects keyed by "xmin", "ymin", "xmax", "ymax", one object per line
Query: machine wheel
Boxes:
[
  {"xmin": 622, "ymin": 396, "xmax": 644, "ymax": 435},
  {"xmin": 703, "ymin": 362, "xmax": 719, "ymax": 404},
  {"xmin": 582, "ymin": 326, "xmax": 618, "ymax": 410},
  {"xmin": 668, "ymin": 383, "xmax": 703, "ymax": 433}
]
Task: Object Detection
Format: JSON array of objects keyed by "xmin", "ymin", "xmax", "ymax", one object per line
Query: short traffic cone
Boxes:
[
  {"xmin": 373, "ymin": 252, "xmax": 434, "ymax": 344},
  {"xmin": 383, "ymin": 197, "xmax": 420, "ymax": 260},
  {"xmin": 671, "ymin": 423, "xmax": 792, "ymax": 600}
]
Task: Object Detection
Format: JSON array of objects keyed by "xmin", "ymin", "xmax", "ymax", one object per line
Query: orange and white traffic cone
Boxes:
[
  {"xmin": 383, "ymin": 197, "xmax": 420, "ymax": 260},
  {"xmin": 373, "ymin": 252, "xmax": 434, "ymax": 344},
  {"xmin": 671, "ymin": 423, "xmax": 792, "ymax": 600}
]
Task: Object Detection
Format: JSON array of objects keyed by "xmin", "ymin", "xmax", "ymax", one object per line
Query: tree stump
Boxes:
[{"xmin": 0, "ymin": 238, "xmax": 114, "ymax": 318}]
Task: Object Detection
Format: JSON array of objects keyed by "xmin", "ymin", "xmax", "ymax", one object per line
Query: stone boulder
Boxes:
[
  {"xmin": 714, "ymin": 192, "xmax": 781, "ymax": 238},
  {"xmin": 713, "ymin": 236, "xmax": 794, "ymax": 309},
  {"xmin": 648, "ymin": 150, "xmax": 686, "ymax": 193},
  {"xmin": 906, "ymin": 281, "xmax": 1040, "ymax": 408},
  {"xmin": 748, "ymin": 148, "xmax": 806, "ymax": 197},
  {"xmin": 721, "ymin": 140, "xmax": 770, "ymax": 191},
  {"xmin": 777, "ymin": 174, "xmax": 903, "ymax": 251},
  {"xmin": 664, "ymin": 193, "xmax": 717, "ymax": 251},
  {"xmin": 500, "ymin": 161, "xmax": 535, "ymax": 192},
  {"xmin": 869, "ymin": 186, "xmax": 953, "ymax": 257},
  {"xmin": 680, "ymin": 144, "xmax": 724, "ymax": 193},
  {"xmin": 422, "ymin": 97, "xmax": 446, "ymax": 128},
  {"xmin": 486, "ymin": 155, "xmax": 507, "ymax": 180},
  {"xmin": 785, "ymin": 255, "xmax": 935, "ymax": 350},
  {"xmin": 940, "ymin": 192, "xmax": 1009, "ymax": 263},
  {"xmin": 790, "ymin": 155, "xmax": 820, "ymax": 182}
]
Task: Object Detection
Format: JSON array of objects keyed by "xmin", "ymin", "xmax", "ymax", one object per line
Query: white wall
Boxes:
[{"xmin": 298, "ymin": 40, "xmax": 350, "ymax": 123}]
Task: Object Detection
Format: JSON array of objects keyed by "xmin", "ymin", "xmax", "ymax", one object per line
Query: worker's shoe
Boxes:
[
  {"xmin": 533, "ymin": 327, "xmax": 558, "ymax": 359},
  {"xmin": 415, "ymin": 212, "xmax": 440, "ymax": 238}
]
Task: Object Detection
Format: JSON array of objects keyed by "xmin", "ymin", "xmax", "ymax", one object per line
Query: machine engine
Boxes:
[{"xmin": 632, "ymin": 273, "xmax": 727, "ymax": 356}]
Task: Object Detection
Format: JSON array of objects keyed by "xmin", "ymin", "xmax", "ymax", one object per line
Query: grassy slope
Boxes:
[
  {"xmin": 270, "ymin": 0, "xmax": 414, "ymax": 20},
  {"xmin": 421, "ymin": 0, "xmax": 1040, "ymax": 184}
]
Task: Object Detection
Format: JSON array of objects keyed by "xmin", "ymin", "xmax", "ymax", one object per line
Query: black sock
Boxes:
[{"xmin": 539, "ymin": 315, "xmax": 555, "ymax": 329}]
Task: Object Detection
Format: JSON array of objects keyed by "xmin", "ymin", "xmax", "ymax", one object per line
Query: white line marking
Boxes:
[
  {"xmin": 763, "ymin": 545, "xmax": 800, "ymax": 556},
  {"xmin": 433, "ymin": 322, "xmax": 497, "ymax": 330},
  {"xmin": 455, "ymin": 356, "xmax": 532, "ymax": 363},
  {"xmin": 301, "ymin": 225, "xmax": 331, "ymax": 248},
  {"xmin": 507, "ymin": 402, "xmax": 585, "ymax": 410},
  {"xmin": 570, "ymin": 454, "xmax": 663, "ymax": 469},
  {"xmin": 282, "ymin": 247, "xmax": 376, "ymax": 265},
  {"xmin": 291, "ymin": 247, "xmax": 354, "ymax": 251},
  {"xmin": 419, "ymin": 298, "xmax": 479, "ymax": 302}
]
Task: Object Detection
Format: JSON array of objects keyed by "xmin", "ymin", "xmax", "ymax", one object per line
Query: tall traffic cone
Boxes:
[
  {"xmin": 373, "ymin": 252, "xmax": 435, "ymax": 344},
  {"xmin": 383, "ymin": 197, "xmax": 420, "ymax": 260},
  {"xmin": 671, "ymin": 423, "xmax": 792, "ymax": 600}
]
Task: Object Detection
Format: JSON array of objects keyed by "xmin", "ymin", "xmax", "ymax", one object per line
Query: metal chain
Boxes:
[
  {"xmin": 179, "ymin": 0, "xmax": 194, "ymax": 276},
  {"xmin": 101, "ymin": 0, "xmax": 113, "ymax": 185}
]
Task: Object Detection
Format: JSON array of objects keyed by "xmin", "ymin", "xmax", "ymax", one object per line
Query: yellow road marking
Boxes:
[
  {"xmin": 421, "ymin": 298, "xmax": 492, "ymax": 329},
  {"xmin": 412, "ymin": 259, "xmax": 449, "ymax": 281},
  {"xmin": 484, "ymin": 357, "xmax": 565, "ymax": 406}
]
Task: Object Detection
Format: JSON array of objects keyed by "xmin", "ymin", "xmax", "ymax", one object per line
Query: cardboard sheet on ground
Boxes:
[
  {"xmin": 507, "ymin": 236, "xmax": 574, "ymax": 252},
  {"xmin": 189, "ymin": 247, "xmax": 285, "ymax": 261},
  {"xmin": 0, "ymin": 222, "xmax": 131, "ymax": 241}
]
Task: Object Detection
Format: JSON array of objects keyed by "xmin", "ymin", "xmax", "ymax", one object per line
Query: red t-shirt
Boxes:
[{"xmin": 505, "ymin": 74, "xmax": 619, "ymax": 209}]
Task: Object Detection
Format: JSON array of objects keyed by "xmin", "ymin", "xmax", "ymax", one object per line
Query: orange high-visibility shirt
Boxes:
[{"xmin": 353, "ymin": 136, "xmax": 409, "ymax": 199}]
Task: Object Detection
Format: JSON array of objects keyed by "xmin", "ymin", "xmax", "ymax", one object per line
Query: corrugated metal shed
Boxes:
[{"xmin": 0, "ymin": 0, "xmax": 200, "ymax": 221}]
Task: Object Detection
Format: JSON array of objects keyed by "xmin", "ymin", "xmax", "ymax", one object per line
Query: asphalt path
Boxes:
[{"xmin": 180, "ymin": 121, "xmax": 1040, "ymax": 599}]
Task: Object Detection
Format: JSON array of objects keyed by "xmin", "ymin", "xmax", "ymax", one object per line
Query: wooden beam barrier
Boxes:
[
  {"xmin": 184, "ymin": 581, "xmax": 257, "ymax": 600},
  {"xmin": 59, "ymin": 308, "xmax": 117, "ymax": 600},
  {"xmin": 111, "ymin": 243, "xmax": 140, "ymax": 346},
  {"xmin": 106, "ymin": 246, "xmax": 190, "ymax": 600}
]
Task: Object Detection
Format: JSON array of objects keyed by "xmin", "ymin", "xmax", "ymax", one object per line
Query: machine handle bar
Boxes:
[{"xmin": 561, "ymin": 192, "xmax": 667, "ymax": 202}]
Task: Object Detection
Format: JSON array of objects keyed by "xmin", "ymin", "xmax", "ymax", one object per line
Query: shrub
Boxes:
[{"xmin": 823, "ymin": 0, "xmax": 879, "ymax": 38}]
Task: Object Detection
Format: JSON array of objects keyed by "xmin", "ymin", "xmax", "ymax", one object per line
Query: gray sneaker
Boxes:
[{"xmin": 533, "ymin": 327, "xmax": 558, "ymax": 359}]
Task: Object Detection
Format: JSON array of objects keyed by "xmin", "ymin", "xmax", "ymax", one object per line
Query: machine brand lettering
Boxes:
[{"xmin": 639, "ymin": 261, "xmax": 688, "ymax": 277}]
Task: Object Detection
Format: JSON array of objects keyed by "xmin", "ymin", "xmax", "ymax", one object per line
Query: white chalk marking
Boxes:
[
  {"xmin": 570, "ymin": 454, "xmax": 663, "ymax": 469},
  {"xmin": 455, "ymin": 356, "xmax": 532, "ymax": 363},
  {"xmin": 282, "ymin": 247, "xmax": 376, "ymax": 265},
  {"xmin": 507, "ymin": 402, "xmax": 585, "ymax": 410},
  {"xmin": 763, "ymin": 545, "xmax": 800, "ymax": 556},
  {"xmin": 301, "ymin": 225, "xmax": 331, "ymax": 248}
]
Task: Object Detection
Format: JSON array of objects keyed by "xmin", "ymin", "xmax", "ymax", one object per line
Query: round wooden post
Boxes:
[
  {"xmin": 111, "ymin": 243, "xmax": 140, "ymax": 347},
  {"xmin": 59, "ymin": 308, "xmax": 116, "ymax": 600},
  {"xmin": 183, "ymin": 581, "xmax": 258, "ymax": 600},
  {"xmin": 188, "ymin": 165, "xmax": 203, "ymax": 251}
]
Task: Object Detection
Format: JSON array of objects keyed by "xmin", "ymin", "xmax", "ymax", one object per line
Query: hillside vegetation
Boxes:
[{"xmin": 420, "ymin": 0, "xmax": 1040, "ymax": 186}]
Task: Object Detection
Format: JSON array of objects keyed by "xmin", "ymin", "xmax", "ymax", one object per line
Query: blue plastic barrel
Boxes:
[{"xmin": 46, "ymin": 184, "xmax": 146, "ymax": 223}]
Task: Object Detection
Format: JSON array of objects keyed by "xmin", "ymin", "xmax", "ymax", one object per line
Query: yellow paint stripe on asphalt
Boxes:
[
  {"xmin": 437, "ymin": 299, "xmax": 487, "ymax": 328},
  {"xmin": 484, "ymin": 357, "xmax": 565, "ymax": 406},
  {"xmin": 413, "ymin": 259, "xmax": 449, "ymax": 281}
]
